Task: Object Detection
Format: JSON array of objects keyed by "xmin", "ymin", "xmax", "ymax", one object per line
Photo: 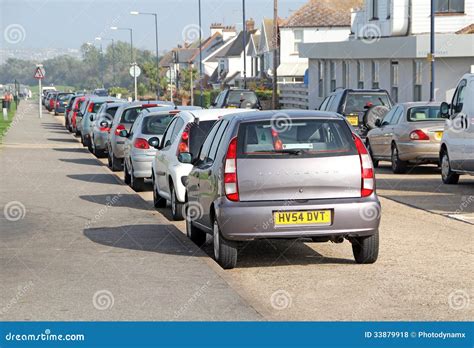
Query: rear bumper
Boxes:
[
  {"xmin": 215, "ymin": 195, "xmax": 381, "ymax": 241},
  {"xmin": 93, "ymin": 132, "xmax": 108, "ymax": 150},
  {"xmin": 131, "ymin": 155, "xmax": 154, "ymax": 178},
  {"xmin": 398, "ymin": 141, "xmax": 440, "ymax": 162}
]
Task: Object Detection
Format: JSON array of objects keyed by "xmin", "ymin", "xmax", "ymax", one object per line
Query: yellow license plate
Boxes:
[
  {"xmin": 435, "ymin": 131, "xmax": 443, "ymax": 140},
  {"xmin": 226, "ymin": 105, "xmax": 237, "ymax": 109},
  {"xmin": 274, "ymin": 210, "xmax": 332, "ymax": 226},
  {"xmin": 346, "ymin": 115, "xmax": 359, "ymax": 126}
]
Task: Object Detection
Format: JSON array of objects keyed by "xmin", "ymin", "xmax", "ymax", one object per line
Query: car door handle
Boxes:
[{"xmin": 156, "ymin": 171, "xmax": 166, "ymax": 176}]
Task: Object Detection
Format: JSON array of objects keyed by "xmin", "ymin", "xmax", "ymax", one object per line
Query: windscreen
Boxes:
[
  {"xmin": 189, "ymin": 121, "xmax": 215, "ymax": 156},
  {"xmin": 121, "ymin": 107, "xmax": 143, "ymax": 123},
  {"xmin": 344, "ymin": 93, "xmax": 391, "ymax": 114},
  {"xmin": 142, "ymin": 114, "xmax": 175, "ymax": 135},
  {"xmin": 238, "ymin": 119, "xmax": 356, "ymax": 158},
  {"xmin": 408, "ymin": 106, "xmax": 443, "ymax": 122},
  {"xmin": 228, "ymin": 92, "xmax": 258, "ymax": 106},
  {"xmin": 58, "ymin": 94, "xmax": 73, "ymax": 101}
]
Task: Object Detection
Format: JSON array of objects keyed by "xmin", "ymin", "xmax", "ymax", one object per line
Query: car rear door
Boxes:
[
  {"xmin": 463, "ymin": 78, "xmax": 474, "ymax": 172},
  {"xmin": 370, "ymin": 106, "xmax": 397, "ymax": 157},
  {"xmin": 448, "ymin": 79, "xmax": 468, "ymax": 170}
]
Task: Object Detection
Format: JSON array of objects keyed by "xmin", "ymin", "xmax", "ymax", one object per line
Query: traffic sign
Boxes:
[
  {"xmin": 34, "ymin": 66, "xmax": 45, "ymax": 80},
  {"xmin": 129, "ymin": 65, "xmax": 141, "ymax": 78}
]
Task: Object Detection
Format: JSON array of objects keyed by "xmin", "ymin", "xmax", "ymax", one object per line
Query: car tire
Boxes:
[
  {"xmin": 391, "ymin": 144, "xmax": 407, "ymax": 174},
  {"xmin": 351, "ymin": 231, "xmax": 379, "ymax": 264},
  {"xmin": 153, "ymin": 180, "xmax": 167, "ymax": 208},
  {"xmin": 130, "ymin": 167, "xmax": 145, "ymax": 192},
  {"xmin": 366, "ymin": 140, "xmax": 379, "ymax": 168},
  {"xmin": 110, "ymin": 152, "xmax": 122, "ymax": 172},
  {"xmin": 186, "ymin": 214, "xmax": 206, "ymax": 246},
  {"xmin": 124, "ymin": 161, "xmax": 131, "ymax": 185},
  {"xmin": 441, "ymin": 150, "xmax": 460, "ymax": 185},
  {"xmin": 170, "ymin": 185, "xmax": 184, "ymax": 221},
  {"xmin": 213, "ymin": 220, "xmax": 238, "ymax": 269}
]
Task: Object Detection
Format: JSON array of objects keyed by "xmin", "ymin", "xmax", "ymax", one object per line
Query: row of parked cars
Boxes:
[
  {"xmin": 318, "ymin": 73, "xmax": 474, "ymax": 183},
  {"xmin": 49, "ymin": 89, "xmax": 381, "ymax": 269}
]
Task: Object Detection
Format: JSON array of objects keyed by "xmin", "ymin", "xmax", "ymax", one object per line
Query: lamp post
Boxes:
[
  {"xmin": 198, "ymin": 0, "xmax": 203, "ymax": 106},
  {"xmin": 430, "ymin": 0, "xmax": 435, "ymax": 102},
  {"xmin": 96, "ymin": 37, "xmax": 116, "ymax": 87},
  {"xmin": 130, "ymin": 11, "xmax": 160, "ymax": 100},
  {"xmin": 242, "ymin": 0, "xmax": 247, "ymax": 89},
  {"xmin": 111, "ymin": 26, "xmax": 137, "ymax": 100}
]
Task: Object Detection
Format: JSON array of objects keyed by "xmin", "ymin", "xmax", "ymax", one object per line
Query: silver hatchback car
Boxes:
[{"xmin": 185, "ymin": 111, "xmax": 381, "ymax": 269}]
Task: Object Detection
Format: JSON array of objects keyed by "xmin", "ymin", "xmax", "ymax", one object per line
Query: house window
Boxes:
[
  {"xmin": 293, "ymin": 30, "xmax": 303, "ymax": 53},
  {"xmin": 372, "ymin": 0, "xmax": 379, "ymax": 19},
  {"xmin": 357, "ymin": 61, "xmax": 364, "ymax": 89},
  {"xmin": 318, "ymin": 61, "xmax": 324, "ymax": 98},
  {"xmin": 434, "ymin": 0, "xmax": 465, "ymax": 13},
  {"xmin": 372, "ymin": 61, "xmax": 380, "ymax": 89},
  {"xmin": 342, "ymin": 61, "xmax": 350, "ymax": 88},
  {"xmin": 414, "ymin": 61, "xmax": 423, "ymax": 101},
  {"xmin": 391, "ymin": 61, "xmax": 399, "ymax": 102},
  {"xmin": 330, "ymin": 61, "xmax": 336, "ymax": 92}
]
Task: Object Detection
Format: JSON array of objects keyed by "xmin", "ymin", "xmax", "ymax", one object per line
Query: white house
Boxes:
[
  {"xmin": 278, "ymin": 0, "xmax": 364, "ymax": 84},
  {"xmin": 300, "ymin": 0, "xmax": 474, "ymax": 109}
]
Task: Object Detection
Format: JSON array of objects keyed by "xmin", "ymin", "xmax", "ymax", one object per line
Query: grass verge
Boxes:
[{"xmin": 0, "ymin": 101, "xmax": 17, "ymax": 143}]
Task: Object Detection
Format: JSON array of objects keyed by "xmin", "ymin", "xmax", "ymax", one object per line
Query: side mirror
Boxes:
[
  {"xmin": 178, "ymin": 152, "xmax": 193, "ymax": 164},
  {"xmin": 375, "ymin": 119, "xmax": 382, "ymax": 127},
  {"xmin": 76, "ymin": 112, "xmax": 83, "ymax": 118},
  {"xmin": 118, "ymin": 129, "xmax": 129, "ymax": 138},
  {"xmin": 440, "ymin": 102, "xmax": 450, "ymax": 118},
  {"xmin": 148, "ymin": 137, "xmax": 160, "ymax": 149},
  {"xmin": 89, "ymin": 115, "xmax": 94, "ymax": 121},
  {"xmin": 99, "ymin": 120, "xmax": 110, "ymax": 128}
]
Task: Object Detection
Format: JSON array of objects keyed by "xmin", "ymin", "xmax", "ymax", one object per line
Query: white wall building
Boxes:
[{"xmin": 300, "ymin": 0, "xmax": 474, "ymax": 109}]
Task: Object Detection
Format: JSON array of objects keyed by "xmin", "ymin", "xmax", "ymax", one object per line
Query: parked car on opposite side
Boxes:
[
  {"xmin": 319, "ymin": 88, "xmax": 394, "ymax": 138},
  {"xmin": 54, "ymin": 92, "xmax": 74, "ymax": 115},
  {"xmin": 45, "ymin": 91, "xmax": 59, "ymax": 111},
  {"xmin": 439, "ymin": 73, "xmax": 474, "ymax": 184},
  {"xmin": 88, "ymin": 102, "xmax": 125, "ymax": 157},
  {"xmin": 151, "ymin": 108, "xmax": 254, "ymax": 221},
  {"xmin": 366, "ymin": 102, "xmax": 444, "ymax": 173},
  {"xmin": 211, "ymin": 89, "xmax": 262, "ymax": 109},
  {"xmin": 93, "ymin": 88, "xmax": 108, "ymax": 97},
  {"xmin": 121, "ymin": 106, "xmax": 202, "ymax": 191},
  {"xmin": 185, "ymin": 110, "xmax": 380, "ymax": 269}
]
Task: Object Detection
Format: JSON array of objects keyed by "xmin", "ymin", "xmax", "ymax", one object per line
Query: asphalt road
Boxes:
[{"xmin": 0, "ymin": 101, "xmax": 472, "ymax": 321}]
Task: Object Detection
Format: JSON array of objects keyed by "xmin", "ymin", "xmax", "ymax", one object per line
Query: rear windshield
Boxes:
[
  {"xmin": 121, "ymin": 107, "xmax": 143, "ymax": 123},
  {"xmin": 408, "ymin": 106, "xmax": 443, "ymax": 122},
  {"xmin": 142, "ymin": 114, "xmax": 175, "ymax": 135},
  {"xmin": 58, "ymin": 94, "xmax": 73, "ymax": 101},
  {"xmin": 91, "ymin": 102, "xmax": 105, "ymax": 113},
  {"xmin": 101, "ymin": 106, "xmax": 119, "ymax": 121},
  {"xmin": 343, "ymin": 93, "xmax": 391, "ymax": 114},
  {"xmin": 189, "ymin": 121, "xmax": 215, "ymax": 155},
  {"xmin": 238, "ymin": 119, "xmax": 356, "ymax": 158},
  {"xmin": 227, "ymin": 92, "xmax": 258, "ymax": 106}
]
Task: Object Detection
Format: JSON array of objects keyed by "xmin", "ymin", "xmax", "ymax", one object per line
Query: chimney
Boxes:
[
  {"xmin": 246, "ymin": 18, "xmax": 255, "ymax": 32},
  {"xmin": 222, "ymin": 25, "xmax": 237, "ymax": 41},
  {"xmin": 210, "ymin": 23, "xmax": 224, "ymax": 36}
]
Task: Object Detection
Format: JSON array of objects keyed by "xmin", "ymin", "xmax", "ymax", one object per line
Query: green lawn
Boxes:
[{"xmin": 0, "ymin": 101, "xmax": 17, "ymax": 143}]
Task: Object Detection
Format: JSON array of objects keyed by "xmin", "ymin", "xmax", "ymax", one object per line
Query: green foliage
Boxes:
[
  {"xmin": 109, "ymin": 87, "xmax": 130, "ymax": 98},
  {"xmin": 193, "ymin": 90, "xmax": 219, "ymax": 108}
]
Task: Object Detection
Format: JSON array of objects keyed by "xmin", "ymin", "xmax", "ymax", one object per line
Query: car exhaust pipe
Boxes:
[{"xmin": 331, "ymin": 236, "xmax": 345, "ymax": 244}]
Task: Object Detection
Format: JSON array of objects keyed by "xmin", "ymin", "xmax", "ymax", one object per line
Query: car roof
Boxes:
[
  {"xmin": 222, "ymin": 110, "xmax": 343, "ymax": 123},
  {"xmin": 187, "ymin": 108, "xmax": 255, "ymax": 121},
  {"xmin": 397, "ymin": 101, "xmax": 441, "ymax": 108}
]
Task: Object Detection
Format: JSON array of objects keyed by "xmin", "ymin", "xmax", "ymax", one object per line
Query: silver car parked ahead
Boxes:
[
  {"xmin": 366, "ymin": 102, "xmax": 444, "ymax": 173},
  {"xmin": 89, "ymin": 102, "xmax": 125, "ymax": 157},
  {"xmin": 185, "ymin": 111, "xmax": 380, "ymax": 269}
]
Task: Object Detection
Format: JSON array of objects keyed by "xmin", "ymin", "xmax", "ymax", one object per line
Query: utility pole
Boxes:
[
  {"xmin": 190, "ymin": 64, "xmax": 194, "ymax": 106},
  {"xmin": 198, "ymin": 0, "xmax": 203, "ymax": 106},
  {"xmin": 242, "ymin": 0, "xmax": 247, "ymax": 89},
  {"xmin": 272, "ymin": 0, "xmax": 279, "ymax": 109},
  {"xmin": 430, "ymin": 0, "xmax": 435, "ymax": 102}
]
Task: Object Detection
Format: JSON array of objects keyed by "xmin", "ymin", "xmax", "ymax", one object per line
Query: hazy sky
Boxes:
[{"xmin": 1, "ymin": 0, "xmax": 306, "ymax": 52}]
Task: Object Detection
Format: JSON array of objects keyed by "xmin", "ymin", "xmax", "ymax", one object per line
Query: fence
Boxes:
[{"xmin": 279, "ymin": 84, "xmax": 309, "ymax": 110}]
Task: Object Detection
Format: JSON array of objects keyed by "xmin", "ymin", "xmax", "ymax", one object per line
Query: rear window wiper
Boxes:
[{"xmin": 254, "ymin": 149, "xmax": 306, "ymax": 156}]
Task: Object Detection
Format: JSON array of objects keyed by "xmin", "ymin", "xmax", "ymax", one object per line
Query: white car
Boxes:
[
  {"xmin": 440, "ymin": 73, "xmax": 474, "ymax": 184},
  {"xmin": 151, "ymin": 108, "xmax": 253, "ymax": 220}
]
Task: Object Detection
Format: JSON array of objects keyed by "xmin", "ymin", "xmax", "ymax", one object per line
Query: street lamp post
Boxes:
[
  {"xmin": 198, "ymin": 0, "xmax": 203, "ymax": 106},
  {"xmin": 430, "ymin": 0, "xmax": 435, "ymax": 102},
  {"xmin": 111, "ymin": 26, "xmax": 137, "ymax": 100},
  {"xmin": 130, "ymin": 11, "xmax": 160, "ymax": 100},
  {"xmin": 242, "ymin": 0, "xmax": 247, "ymax": 89},
  {"xmin": 96, "ymin": 37, "xmax": 116, "ymax": 87}
]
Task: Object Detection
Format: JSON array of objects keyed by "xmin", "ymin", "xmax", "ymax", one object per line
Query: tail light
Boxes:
[
  {"xmin": 56, "ymin": 101, "xmax": 60, "ymax": 107},
  {"xmin": 224, "ymin": 137, "xmax": 239, "ymax": 202},
  {"xmin": 353, "ymin": 135, "xmax": 374, "ymax": 198},
  {"xmin": 409, "ymin": 130, "xmax": 430, "ymax": 141},
  {"xmin": 134, "ymin": 138, "xmax": 150, "ymax": 149},
  {"xmin": 115, "ymin": 124, "xmax": 126, "ymax": 136},
  {"xmin": 88, "ymin": 103, "xmax": 95, "ymax": 113},
  {"xmin": 176, "ymin": 129, "xmax": 189, "ymax": 155},
  {"xmin": 99, "ymin": 126, "xmax": 110, "ymax": 132}
]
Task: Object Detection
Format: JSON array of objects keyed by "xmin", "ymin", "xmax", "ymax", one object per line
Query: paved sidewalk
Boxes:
[{"xmin": 0, "ymin": 101, "xmax": 260, "ymax": 320}]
